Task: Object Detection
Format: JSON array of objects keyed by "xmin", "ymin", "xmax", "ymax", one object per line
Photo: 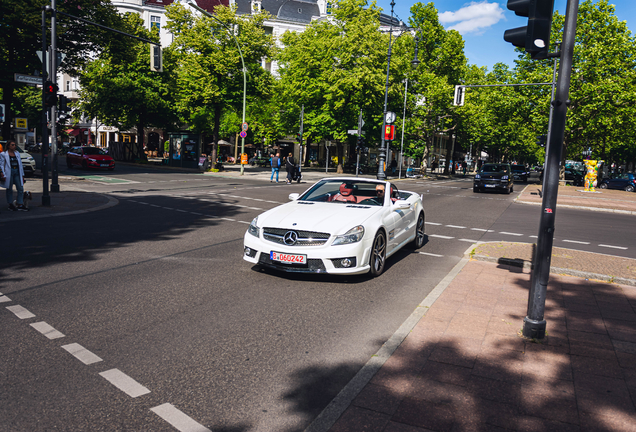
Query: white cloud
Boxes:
[{"xmin": 438, "ymin": 1, "xmax": 505, "ymax": 34}]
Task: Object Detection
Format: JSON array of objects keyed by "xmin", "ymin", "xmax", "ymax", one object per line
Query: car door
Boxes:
[
  {"xmin": 389, "ymin": 183, "xmax": 415, "ymax": 248},
  {"xmin": 609, "ymin": 174, "xmax": 627, "ymax": 190}
]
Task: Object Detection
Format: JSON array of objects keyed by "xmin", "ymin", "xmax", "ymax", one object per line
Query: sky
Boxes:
[{"xmin": 373, "ymin": 0, "xmax": 636, "ymax": 71}]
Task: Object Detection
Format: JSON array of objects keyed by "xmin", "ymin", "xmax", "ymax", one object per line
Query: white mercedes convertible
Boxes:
[{"xmin": 243, "ymin": 178, "xmax": 425, "ymax": 276}]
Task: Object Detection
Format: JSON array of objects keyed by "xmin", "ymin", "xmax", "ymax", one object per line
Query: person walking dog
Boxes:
[{"xmin": 0, "ymin": 140, "xmax": 28, "ymax": 211}]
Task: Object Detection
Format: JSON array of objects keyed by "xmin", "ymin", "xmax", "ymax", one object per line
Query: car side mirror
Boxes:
[
  {"xmin": 394, "ymin": 200, "xmax": 410, "ymax": 209},
  {"xmin": 289, "ymin": 193, "xmax": 299, "ymax": 201}
]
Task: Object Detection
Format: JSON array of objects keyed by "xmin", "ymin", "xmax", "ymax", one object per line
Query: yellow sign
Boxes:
[{"xmin": 15, "ymin": 118, "xmax": 27, "ymax": 129}]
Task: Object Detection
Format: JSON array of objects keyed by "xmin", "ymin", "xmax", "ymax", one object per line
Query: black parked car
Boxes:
[
  {"xmin": 564, "ymin": 169, "xmax": 584, "ymax": 186},
  {"xmin": 511, "ymin": 164, "xmax": 528, "ymax": 183},
  {"xmin": 474, "ymin": 163, "xmax": 513, "ymax": 194},
  {"xmin": 599, "ymin": 173, "xmax": 636, "ymax": 192}
]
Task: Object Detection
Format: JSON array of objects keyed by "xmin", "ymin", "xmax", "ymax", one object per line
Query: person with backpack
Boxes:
[
  {"xmin": 285, "ymin": 152, "xmax": 296, "ymax": 184},
  {"xmin": 270, "ymin": 152, "xmax": 280, "ymax": 183}
]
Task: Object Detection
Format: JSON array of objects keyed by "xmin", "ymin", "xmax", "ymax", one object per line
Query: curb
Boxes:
[
  {"xmin": 0, "ymin": 194, "xmax": 119, "ymax": 223},
  {"xmin": 468, "ymin": 251, "xmax": 636, "ymax": 287},
  {"xmin": 304, "ymin": 246, "xmax": 475, "ymax": 432}
]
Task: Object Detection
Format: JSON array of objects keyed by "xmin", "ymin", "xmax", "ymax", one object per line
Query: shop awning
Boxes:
[{"xmin": 66, "ymin": 128, "xmax": 81, "ymax": 136}]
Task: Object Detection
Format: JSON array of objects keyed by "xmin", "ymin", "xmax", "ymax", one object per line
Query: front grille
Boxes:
[
  {"xmin": 262, "ymin": 228, "xmax": 330, "ymax": 246},
  {"xmin": 258, "ymin": 253, "xmax": 327, "ymax": 273}
]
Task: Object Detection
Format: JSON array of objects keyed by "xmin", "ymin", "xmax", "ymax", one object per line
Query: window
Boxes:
[
  {"xmin": 150, "ymin": 16, "xmax": 160, "ymax": 31},
  {"xmin": 66, "ymin": 80, "xmax": 70, "ymax": 91}
]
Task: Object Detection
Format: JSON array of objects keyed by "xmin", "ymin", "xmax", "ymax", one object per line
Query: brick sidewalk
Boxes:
[{"xmin": 326, "ymin": 261, "xmax": 636, "ymax": 432}]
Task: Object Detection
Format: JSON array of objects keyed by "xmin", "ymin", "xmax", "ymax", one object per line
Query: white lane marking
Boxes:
[
  {"xmin": 429, "ymin": 234, "xmax": 454, "ymax": 239},
  {"xmin": 99, "ymin": 369, "xmax": 150, "ymax": 397},
  {"xmin": 0, "ymin": 295, "xmax": 11, "ymax": 303},
  {"xmin": 425, "ymin": 222, "xmax": 442, "ymax": 225},
  {"xmin": 599, "ymin": 244, "xmax": 628, "ymax": 250},
  {"xmin": 499, "ymin": 231, "xmax": 524, "ymax": 236},
  {"xmin": 151, "ymin": 403, "xmax": 212, "ymax": 432},
  {"xmin": 419, "ymin": 252, "xmax": 444, "ymax": 257},
  {"xmin": 238, "ymin": 221, "xmax": 251, "ymax": 224},
  {"xmin": 149, "ymin": 204, "xmax": 160, "ymax": 207},
  {"xmin": 458, "ymin": 239, "xmax": 479, "ymax": 243},
  {"xmin": 62, "ymin": 343, "xmax": 103, "ymax": 365},
  {"xmin": 191, "ymin": 212, "xmax": 203, "ymax": 216},
  {"xmin": 562, "ymin": 239, "xmax": 590, "ymax": 245},
  {"xmin": 220, "ymin": 218, "xmax": 235, "ymax": 221},
  {"xmin": 529, "ymin": 235, "xmax": 538, "ymax": 238},
  {"xmin": 6, "ymin": 305, "xmax": 35, "ymax": 319},
  {"xmin": 176, "ymin": 209, "xmax": 188, "ymax": 213},
  {"xmin": 446, "ymin": 225, "xmax": 466, "ymax": 229},
  {"xmin": 470, "ymin": 228, "xmax": 494, "ymax": 232},
  {"xmin": 30, "ymin": 322, "xmax": 65, "ymax": 339}
]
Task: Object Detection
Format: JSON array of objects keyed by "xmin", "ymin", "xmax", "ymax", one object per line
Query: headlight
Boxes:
[
  {"xmin": 88, "ymin": 158, "xmax": 97, "ymax": 162},
  {"xmin": 27, "ymin": 157, "xmax": 34, "ymax": 161},
  {"xmin": 501, "ymin": 175, "xmax": 509, "ymax": 180},
  {"xmin": 474, "ymin": 174, "xmax": 480, "ymax": 179},
  {"xmin": 332, "ymin": 225, "xmax": 365, "ymax": 246},
  {"xmin": 247, "ymin": 217, "xmax": 259, "ymax": 237}
]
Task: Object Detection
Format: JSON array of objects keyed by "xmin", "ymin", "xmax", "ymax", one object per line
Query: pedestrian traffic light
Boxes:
[
  {"xmin": 44, "ymin": 81, "xmax": 58, "ymax": 108},
  {"xmin": 503, "ymin": 0, "xmax": 555, "ymax": 60},
  {"xmin": 58, "ymin": 95, "xmax": 70, "ymax": 113},
  {"xmin": 150, "ymin": 44, "xmax": 163, "ymax": 72},
  {"xmin": 296, "ymin": 132, "xmax": 302, "ymax": 143}
]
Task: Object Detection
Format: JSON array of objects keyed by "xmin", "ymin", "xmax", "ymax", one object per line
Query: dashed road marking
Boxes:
[
  {"xmin": 0, "ymin": 294, "xmax": 11, "ymax": 303},
  {"xmin": 419, "ymin": 252, "xmax": 444, "ymax": 257},
  {"xmin": 62, "ymin": 343, "xmax": 103, "ymax": 365},
  {"xmin": 99, "ymin": 369, "xmax": 150, "ymax": 397},
  {"xmin": 599, "ymin": 244, "xmax": 628, "ymax": 250},
  {"xmin": 499, "ymin": 231, "xmax": 524, "ymax": 236},
  {"xmin": 30, "ymin": 322, "xmax": 65, "ymax": 339},
  {"xmin": 446, "ymin": 225, "xmax": 466, "ymax": 229},
  {"xmin": 151, "ymin": 403, "xmax": 212, "ymax": 432},
  {"xmin": 429, "ymin": 234, "xmax": 455, "ymax": 239},
  {"xmin": 425, "ymin": 222, "xmax": 442, "ymax": 225},
  {"xmin": 470, "ymin": 228, "xmax": 493, "ymax": 232},
  {"xmin": 562, "ymin": 240, "xmax": 590, "ymax": 245},
  {"xmin": 458, "ymin": 239, "xmax": 479, "ymax": 243},
  {"xmin": 6, "ymin": 305, "xmax": 35, "ymax": 319}
]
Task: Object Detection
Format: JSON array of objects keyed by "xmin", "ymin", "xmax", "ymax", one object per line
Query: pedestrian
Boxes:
[
  {"xmin": 285, "ymin": 152, "xmax": 295, "ymax": 184},
  {"xmin": 270, "ymin": 152, "xmax": 280, "ymax": 183},
  {"xmin": 461, "ymin": 160, "xmax": 467, "ymax": 176},
  {"xmin": 0, "ymin": 140, "xmax": 28, "ymax": 211}
]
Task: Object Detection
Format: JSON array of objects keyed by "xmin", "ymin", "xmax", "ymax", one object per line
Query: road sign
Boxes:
[
  {"xmin": 241, "ymin": 122, "xmax": 248, "ymax": 131},
  {"xmin": 240, "ymin": 130, "xmax": 247, "ymax": 138},
  {"xmin": 15, "ymin": 118, "xmax": 27, "ymax": 129},
  {"xmin": 14, "ymin": 74, "xmax": 42, "ymax": 86}
]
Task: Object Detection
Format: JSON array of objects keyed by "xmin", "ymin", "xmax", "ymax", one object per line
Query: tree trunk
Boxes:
[
  {"xmin": 336, "ymin": 141, "xmax": 343, "ymax": 173},
  {"xmin": 211, "ymin": 104, "xmax": 221, "ymax": 164},
  {"xmin": 136, "ymin": 120, "xmax": 146, "ymax": 160}
]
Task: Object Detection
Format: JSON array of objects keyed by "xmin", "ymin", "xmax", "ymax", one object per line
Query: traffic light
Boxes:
[
  {"xmin": 296, "ymin": 132, "xmax": 302, "ymax": 143},
  {"xmin": 503, "ymin": 0, "xmax": 555, "ymax": 60},
  {"xmin": 58, "ymin": 95, "xmax": 70, "ymax": 113},
  {"xmin": 44, "ymin": 81, "xmax": 58, "ymax": 108},
  {"xmin": 536, "ymin": 134, "xmax": 547, "ymax": 147},
  {"xmin": 150, "ymin": 44, "xmax": 163, "ymax": 72}
]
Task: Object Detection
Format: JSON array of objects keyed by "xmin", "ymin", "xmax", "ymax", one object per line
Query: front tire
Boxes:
[
  {"xmin": 600, "ymin": 183, "xmax": 608, "ymax": 189},
  {"xmin": 410, "ymin": 213, "xmax": 425, "ymax": 249},
  {"xmin": 369, "ymin": 231, "xmax": 387, "ymax": 277},
  {"xmin": 626, "ymin": 184, "xmax": 635, "ymax": 192}
]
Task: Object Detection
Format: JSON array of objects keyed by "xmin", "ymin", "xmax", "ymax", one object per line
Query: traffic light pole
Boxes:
[
  {"xmin": 41, "ymin": 6, "xmax": 51, "ymax": 206},
  {"xmin": 523, "ymin": 0, "xmax": 579, "ymax": 340},
  {"xmin": 299, "ymin": 105, "xmax": 304, "ymax": 176},
  {"xmin": 356, "ymin": 108, "xmax": 362, "ymax": 177},
  {"xmin": 50, "ymin": 0, "xmax": 59, "ymax": 192}
]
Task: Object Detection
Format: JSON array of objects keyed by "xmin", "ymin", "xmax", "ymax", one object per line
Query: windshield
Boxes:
[
  {"xmin": 299, "ymin": 179, "xmax": 387, "ymax": 206},
  {"xmin": 481, "ymin": 164, "xmax": 509, "ymax": 173},
  {"xmin": 83, "ymin": 147, "xmax": 107, "ymax": 155}
]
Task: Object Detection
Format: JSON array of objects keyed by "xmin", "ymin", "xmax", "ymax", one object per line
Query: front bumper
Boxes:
[
  {"xmin": 243, "ymin": 231, "xmax": 372, "ymax": 275},
  {"xmin": 474, "ymin": 179, "xmax": 510, "ymax": 190}
]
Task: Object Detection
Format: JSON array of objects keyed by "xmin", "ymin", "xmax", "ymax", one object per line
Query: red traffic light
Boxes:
[{"xmin": 44, "ymin": 80, "xmax": 59, "ymax": 108}]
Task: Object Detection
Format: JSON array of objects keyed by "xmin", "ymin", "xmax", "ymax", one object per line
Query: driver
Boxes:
[{"xmin": 373, "ymin": 184, "xmax": 386, "ymax": 204}]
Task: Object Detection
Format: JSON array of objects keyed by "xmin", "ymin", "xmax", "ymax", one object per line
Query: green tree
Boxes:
[
  {"xmin": 77, "ymin": 13, "xmax": 176, "ymax": 160},
  {"xmin": 0, "ymin": 0, "xmax": 129, "ymax": 140},
  {"xmin": 164, "ymin": 3, "xmax": 276, "ymax": 163},
  {"xmin": 277, "ymin": 0, "xmax": 389, "ymax": 172}
]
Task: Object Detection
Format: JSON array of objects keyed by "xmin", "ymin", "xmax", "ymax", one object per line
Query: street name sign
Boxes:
[{"xmin": 14, "ymin": 74, "xmax": 42, "ymax": 86}]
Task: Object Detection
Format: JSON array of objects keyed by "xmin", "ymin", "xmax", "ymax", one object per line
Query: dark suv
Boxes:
[
  {"xmin": 474, "ymin": 163, "xmax": 513, "ymax": 194},
  {"xmin": 511, "ymin": 164, "xmax": 528, "ymax": 183}
]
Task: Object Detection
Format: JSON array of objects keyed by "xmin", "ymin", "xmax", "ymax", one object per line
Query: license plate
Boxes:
[
  {"xmin": 485, "ymin": 184, "xmax": 496, "ymax": 188},
  {"xmin": 100, "ymin": 164, "xmax": 109, "ymax": 167},
  {"xmin": 270, "ymin": 251, "xmax": 307, "ymax": 264}
]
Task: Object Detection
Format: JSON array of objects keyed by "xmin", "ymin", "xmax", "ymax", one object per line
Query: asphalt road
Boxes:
[{"xmin": 1, "ymin": 167, "xmax": 632, "ymax": 431}]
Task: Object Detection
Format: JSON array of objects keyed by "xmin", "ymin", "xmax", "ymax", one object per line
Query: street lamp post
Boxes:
[
  {"xmin": 377, "ymin": 1, "xmax": 420, "ymax": 180},
  {"xmin": 187, "ymin": 1, "xmax": 247, "ymax": 175}
]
